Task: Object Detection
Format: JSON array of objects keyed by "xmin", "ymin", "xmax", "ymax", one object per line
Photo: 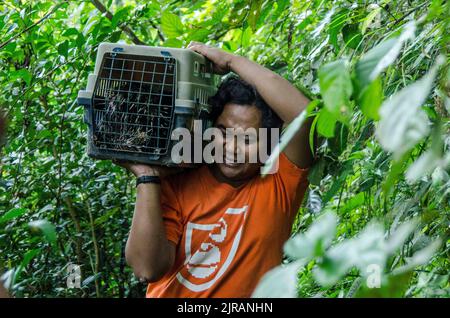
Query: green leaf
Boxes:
[
  {"xmin": 356, "ymin": 271, "xmax": 413, "ymax": 298},
  {"xmin": 241, "ymin": 27, "xmax": 252, "ymax": 47},
  {"xmin": 111, "ymin": 6, "xmax": 130, "ymax": 29},
  {"xmin": 318, "ymin": 59, "xmax": 353, "ymax": 122},
  {"xmin": 340, "ymin": 192, "xmax": 365, "ymax": 214},
  {"xmin": 161, "ymin": 11, "xmax": 184, "ymax": 38},
  {"xmin": 317, "ymin": 108, "xmax": 337, "ymax": 138},
  {"xmin": 20, "ymin": 249, "xmax": 40, "ymax": 268},
  {"xmin": 284, "ymin": 211, "xmax": 338, "ymax": 260},
  {"xmin": 355, "ymin": 23, "xmax": 416, "ymax": 88},
  {"xmin": 248, "ymin": 0, "xmax": 263, "ymax": 31},
  {"xmin": 361, "ymin": 7, "xmax": 381, "ymax": 34},
  {"xmin": 308, "ymin": 158, "xmax": 326, "ymax": 186},
  {"xmin": 0, "ymin": 208, "xmax": 27, "ymax": 224},
  {"xmin": 187, "ymin": 28, "xmax": 210, "ymax": 42},
  {"xmin": 11, "ymin": 69, "xmax": 32, "ymax": 86},
  {"xmin": 62, "ymin": 27, "xmax": 79, "ymax": 37},
  {"xmin": 385, "ymin": 219, "xmax": 418, "ymax": 255},
  {"xmin": 57, "ymin": 40, "xmax": 69, "ymax": 58},
  {"xmin": 252, "ymin": 260, "xmax": 304, "ymax": 298},
  {"xmin": 314, "ymin": 223, "xmax": 386, "ymax": 287},
  {"xmin": 163, "ymin": 38, "xmax": 183, "ymax": 48},
  {"xmin": 358, "ymin": 76, "xmax": 383, "ymax": 120},
  {"xmin": 328, "ymin": 10, "xmax": 349, "ymax": 51},
  {"xmin": 405, "ymin": 149, "xmax": 441, "ymax": 183},
  {"xmin": 28, "ymin": 220, "xmax": 57, "ymax": 246},
  {"xmin": 342, "ymin": 24, "xmax": 362, "ymax": 49},
  {"xmin": 376, "ymin": 57, "xmax": 444, "ymax": 159}
]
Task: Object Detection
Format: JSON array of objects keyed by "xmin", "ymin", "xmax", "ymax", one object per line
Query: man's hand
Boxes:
[{"xmin": 187, "ymin": 41, "xmax": 234, "ymax": 75}]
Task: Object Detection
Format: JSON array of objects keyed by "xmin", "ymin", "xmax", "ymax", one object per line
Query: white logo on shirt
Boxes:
[{"xmin": 176, "ymin": 205, "xmax": 248, "ymax": 292}]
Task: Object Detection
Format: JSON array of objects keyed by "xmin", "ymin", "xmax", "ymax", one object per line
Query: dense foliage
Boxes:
[{"xmin": 0, "ymin": 0, "xmax": 448, "ymax": 298}]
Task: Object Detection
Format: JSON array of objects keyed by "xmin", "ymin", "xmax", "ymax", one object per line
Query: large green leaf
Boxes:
[
  {"xmin": 318, "ymin": 59, "xmax": 353, "ymax": 122},
  {"xmin": 0, "ymin": 208, "xmax": 27, "ymax": 224},
  {"xmin": 316, "ymin": 108, "xmax": 337, "ymax": 138},
  {"xmin": 355, "ymin": 22, "xmax": 416, "ymax": 88},
  {"xmin": 342, "ymin": 24, "xmax": 362, "ymax": 49},
  {"xmin": 28, "ymin": 219, "xmax": 57, "ymax": 246},
  {"xmin": 252, "ymin": 260, "xmax": 304, "ymax": 298},
  {"xmin": 358, "ymin": 76, "xmax": 383, "ymax": 120},
  {"xmin": 376, "ymin": 57, "xmax": 444, "ymax": 159},
  {"xmin": 161, "ymin": 11, "xmax": 185, "ymax": 39},
  {"xmin": 313, "ymin": 223, "xmax": 386, "ymax": 287},
  {"xmin": 284, "ymin": 211, "xmax": 338, "ymax": 260}
]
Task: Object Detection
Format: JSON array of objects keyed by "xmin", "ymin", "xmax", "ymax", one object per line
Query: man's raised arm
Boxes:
[{"xmin": 188, "ymin": 42, "xmax": 314, "ymax": 169}]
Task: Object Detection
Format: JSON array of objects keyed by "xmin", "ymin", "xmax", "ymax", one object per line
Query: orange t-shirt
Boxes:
[{"xmin": 146, "ymin": 152, "xmax": 309, "ymax": 298}]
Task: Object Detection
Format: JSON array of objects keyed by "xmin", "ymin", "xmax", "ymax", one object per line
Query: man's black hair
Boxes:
[{"xmin": 208, "ymin": 75, "xmax": 283, "ymax": 129}]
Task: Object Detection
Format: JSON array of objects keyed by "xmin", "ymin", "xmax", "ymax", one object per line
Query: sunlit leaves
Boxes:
[
  {"xmin": 361, "ymin": 6, "xmax": 381, "ymax": 34},
  {"xmin": 328, "ymin": 9, "xmax": 348, "ymax": 51},
  {"xmin": 111, "ymin": 6, "xmax": 131, "ymax": 29},
  {"xmin": 276, "ymin": 211, "xmax": 438, "ymax": 291},
  {"xmin": 10, "ymin": 69, "xmax": 32, "ymax": 86}
]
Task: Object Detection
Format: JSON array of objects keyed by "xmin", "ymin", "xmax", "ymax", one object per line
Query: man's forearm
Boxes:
[
  {"xmin": 126, "ymin": 184, "xmax": 173, "ymax": 281},
  {"xmin": 228, "ymin": 54, "xmax": 315, "ymax": 168},
  {"xmin": 229, "ymin": 55, "xmax": 310, "ymax": 122}
]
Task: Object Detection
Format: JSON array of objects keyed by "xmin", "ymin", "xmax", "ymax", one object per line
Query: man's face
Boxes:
[{"xmin": 213, "ymin": 102, "xmax": 263, "ymax": 182}]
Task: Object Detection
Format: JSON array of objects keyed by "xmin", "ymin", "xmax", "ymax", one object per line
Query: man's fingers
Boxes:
[{"xmin": 187, "ymin": 41, "xmax": 202, "ymax": 48}]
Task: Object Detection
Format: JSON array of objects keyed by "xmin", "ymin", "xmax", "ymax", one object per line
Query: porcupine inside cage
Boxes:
[{"xmin": 91, "ymin": 53, "xmax": 176, "ymax": 156}]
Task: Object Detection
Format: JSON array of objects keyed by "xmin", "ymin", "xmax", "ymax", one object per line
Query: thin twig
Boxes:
[
  {"xmin": 86, "ymin": 199, "xmax": 101, "ymax": 298},
  {"xmin": 64, "ymin": 197, "xmax": 84, "ymax": 266}
]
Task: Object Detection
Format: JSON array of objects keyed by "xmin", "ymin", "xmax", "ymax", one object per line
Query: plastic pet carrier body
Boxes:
[{"xmin": 77, "ymin": 42, "xmax": 218, "ymax": 166}]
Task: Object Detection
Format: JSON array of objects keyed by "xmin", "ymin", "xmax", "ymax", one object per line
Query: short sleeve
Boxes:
[
  {"xmin": 160, "ymin": 178, "xmax": 183, "ymax": 246},
  {"xmin": 271, "ymin": 152, "xmax": 310, "ymax": 216},
  {"xmin": 276, "ymin": 152, "xmax": 309, "ymax": 183}
]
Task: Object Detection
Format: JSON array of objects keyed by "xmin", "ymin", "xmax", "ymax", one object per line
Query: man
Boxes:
[{"xmin": 116, "ymin": 42, "xmax": 313, "ymax": 297}]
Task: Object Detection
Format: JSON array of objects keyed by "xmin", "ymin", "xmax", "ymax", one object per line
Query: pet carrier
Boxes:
[{"xmin": 77, "ymin": 42, "xmax": 218, "ymax": 166}]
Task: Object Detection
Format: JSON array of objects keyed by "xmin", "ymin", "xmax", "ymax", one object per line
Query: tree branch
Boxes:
[
  {"xmin": 149, "ymin": 20, "xmax": 166, "ymax": 43},
  {"xmin": 89, "ymin": 0, "xmax": 149, "ymax": 45}
]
